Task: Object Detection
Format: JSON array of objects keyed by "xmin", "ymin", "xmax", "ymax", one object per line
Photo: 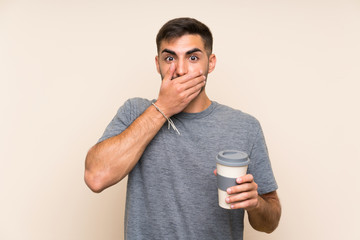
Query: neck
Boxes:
[{"xmin": 182, "ymin": 90, "xmax": 211, "ymax": 113}]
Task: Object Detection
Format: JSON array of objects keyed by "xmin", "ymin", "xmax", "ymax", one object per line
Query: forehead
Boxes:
[{"xmin": 159, "ymin": 34, "xmax": 206, "ymax": 54}]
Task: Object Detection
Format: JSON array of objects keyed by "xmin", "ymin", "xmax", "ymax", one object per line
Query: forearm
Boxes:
[
  {"xmin": 84, "ymin": 105, "xmax": 166, "ymax": 192},
  {"xmin": 247, "ymin": 191, "xmax": 281, "ymax": 233}
]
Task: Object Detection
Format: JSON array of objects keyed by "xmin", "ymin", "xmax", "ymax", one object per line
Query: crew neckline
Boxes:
[{"xmin": 173, "ymin": 101, "xmax": 218, "ymax": 119}]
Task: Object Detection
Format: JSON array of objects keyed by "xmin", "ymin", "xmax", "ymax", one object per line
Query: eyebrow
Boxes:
[
  {"xmin": 186, "ymin": 48, "xmax": 202, "ymax": 55},
  {"xmin": 161, "ymin": 49, "xmax": 176, "ymax": 55},
  {"xmin": 161, "ymin": 48, "xmax": 203, "ymax": 55}
]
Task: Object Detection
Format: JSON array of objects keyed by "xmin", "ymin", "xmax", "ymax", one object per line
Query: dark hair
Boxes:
[{"xmin": 156, "ymin": 17, "xmax": 213, "ymax": 55}]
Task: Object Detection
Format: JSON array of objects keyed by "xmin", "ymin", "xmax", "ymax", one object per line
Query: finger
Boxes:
[
  {"xmin": 228, "ymin": 198, "xmax": 259, "ymax": 210},
  {"xmin": 182, "ymin": 75, "xmax": 206, "ymax": 91},
  {"xmin": 183, "ymin": 76, "xmax": 206, "ymax": 95},
  {"xmin": 176, "ymin": 70, "xmax": 204, "ymax": 84},
  {"xmin": 227, "ymin": 181, "xmax": 258, "ymax": 195},
  {"xmin": 226, "ymin": 190, "xmax": 258, "ymax": 204},
  {"xmin": 163, "ymin": 63, "xmax": 176, "ymax": 82},
  {"xmin": 236, "ymin": 174, "xmax": 254, "ymax": 184},
  {"xmin": 183, "ymin": 81, "xmax": 205, "ymax": 101}
]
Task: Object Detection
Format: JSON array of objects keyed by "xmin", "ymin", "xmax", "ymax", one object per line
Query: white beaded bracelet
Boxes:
[{"xmin": 152, "ymin": 102, "xmax": 180, "ymax": 135}]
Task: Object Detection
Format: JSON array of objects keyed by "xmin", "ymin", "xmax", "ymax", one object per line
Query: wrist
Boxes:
[
  {"xmin": 151, "ymin": 102, "xmax": 180, "ymax": 135},
  {"xmin": 154, "ymin": 100, "xmax": 173, "ymax": 118},
  {"xmin": 147, "ymin": 103, "xmax": 164, "ymax": 119},
  {"xmin": 246, "ymin": 195, "xmax": 262, "ymax": 213}
]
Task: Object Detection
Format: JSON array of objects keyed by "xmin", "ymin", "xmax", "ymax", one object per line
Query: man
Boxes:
[{"xmin": 85, "ymin": 17, "xmax": 281, "ymax": 239}]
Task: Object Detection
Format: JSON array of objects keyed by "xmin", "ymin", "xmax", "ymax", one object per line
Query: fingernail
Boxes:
[
  {"xmin": 231, "ymin": 205, "xmax": 235, "ymax": 209},
  {"xmin": 226, "ymin": 197, "xmax": 230, "ymax": 203},
  {"xmin": 227, "ymin": 188, "xmax": 231, "ymax": 194},
  {"xmin": 237, "ymin": 178, "xmax": 242, "ymax": 183}
]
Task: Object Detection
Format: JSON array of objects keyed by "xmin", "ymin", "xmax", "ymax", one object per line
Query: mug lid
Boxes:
[{"xmin": 216, "ymin": 150, "xmax": 250, "ymax": 167}]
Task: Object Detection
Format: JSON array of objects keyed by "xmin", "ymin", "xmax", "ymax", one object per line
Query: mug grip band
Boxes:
[{"xmin": 217, "ymin": 174, "xmax": 237, "ymax": 191}]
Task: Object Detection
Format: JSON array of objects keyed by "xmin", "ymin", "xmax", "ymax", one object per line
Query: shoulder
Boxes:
[
  {"xmin": 213, "ymin": 102, "xmax": 261, "ymax": 129},
  {"xmin": 123, "ymin": 97, "xmax": 152, "ymax": 108},
  {"xmin": 118, "ymin": 97, "xmax": 152, "ymax": 114},
  {"xmin": 110, "ymin": 97, "xmax": 153, "ymax": 125}
]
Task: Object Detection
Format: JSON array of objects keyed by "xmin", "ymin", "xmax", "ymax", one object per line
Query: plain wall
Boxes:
[{"xmin": 1, "ymin": 0, "xmax": 359, "ymax": 239}]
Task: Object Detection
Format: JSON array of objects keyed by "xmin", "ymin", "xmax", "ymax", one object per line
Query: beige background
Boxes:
[{"xmin": 1, "ymin": 0, "xmax": 359, "ymax": 239}]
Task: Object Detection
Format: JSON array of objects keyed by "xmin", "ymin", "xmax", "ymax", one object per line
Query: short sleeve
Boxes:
[
  {"xmin": 97, "ymin": 98, "xmax": 151, "ymax": 143},
  {"xmin": 248, "ymin": 124, "xmax": 278, "ymax": 195}
]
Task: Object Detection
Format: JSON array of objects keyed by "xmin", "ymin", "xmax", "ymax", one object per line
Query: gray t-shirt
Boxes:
[{"xmin": 99, "ymin": 98, "xmax": 278, "ymax": 240}]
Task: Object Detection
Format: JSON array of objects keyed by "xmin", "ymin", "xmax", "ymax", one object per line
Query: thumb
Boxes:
[{"xmin": 163, "ymin": 62, "xmax": 176, "ymax": 82}]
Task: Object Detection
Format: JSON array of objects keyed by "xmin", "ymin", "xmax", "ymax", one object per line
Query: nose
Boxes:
[{"xmin": 174, "ymin": 58, "xmax": 187, "ymax": 77}]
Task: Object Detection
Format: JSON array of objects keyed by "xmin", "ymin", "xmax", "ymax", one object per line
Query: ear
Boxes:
[
  {"xmin": 208, "ymin": 54, "xmax": 216, "ymax": 73},
  {"xmin": 155, "ymin": 56, "xmax": 160, "ymax": 74}
]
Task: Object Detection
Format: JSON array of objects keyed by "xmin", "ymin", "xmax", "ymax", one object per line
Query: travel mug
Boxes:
[{"xmin": 216, "ymin": 150, "xmax": 250, "ymax": 209}]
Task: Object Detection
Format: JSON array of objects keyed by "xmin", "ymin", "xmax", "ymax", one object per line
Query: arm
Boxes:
[
  {"xmin": 247, "ymin": 190, "xmax": 281, "ymax": 233},
  {"xmin": 84, "ymin": 63, "xmax": 206, "ymax": 193},
  {"xmin": 226, "ymin": 174, "xmax": 281, "ymax": 233},
  {"xmin": 84, "ymin": 106, "xmax": 166, "ymax": 193}
]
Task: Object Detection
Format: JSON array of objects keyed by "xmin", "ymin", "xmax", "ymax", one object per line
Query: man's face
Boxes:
[{"xmin": 155, "ymin": 34, "xmax": 216, "ymax": 80}]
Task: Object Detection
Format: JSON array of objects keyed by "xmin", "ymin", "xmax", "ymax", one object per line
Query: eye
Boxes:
[
  {"xmin": 189, "ymin": 55, "xmax": 198, "ymax": 61},
  {"xmin": 165, "ymin": 56, "xmax": 174, "ymax": 61}
]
